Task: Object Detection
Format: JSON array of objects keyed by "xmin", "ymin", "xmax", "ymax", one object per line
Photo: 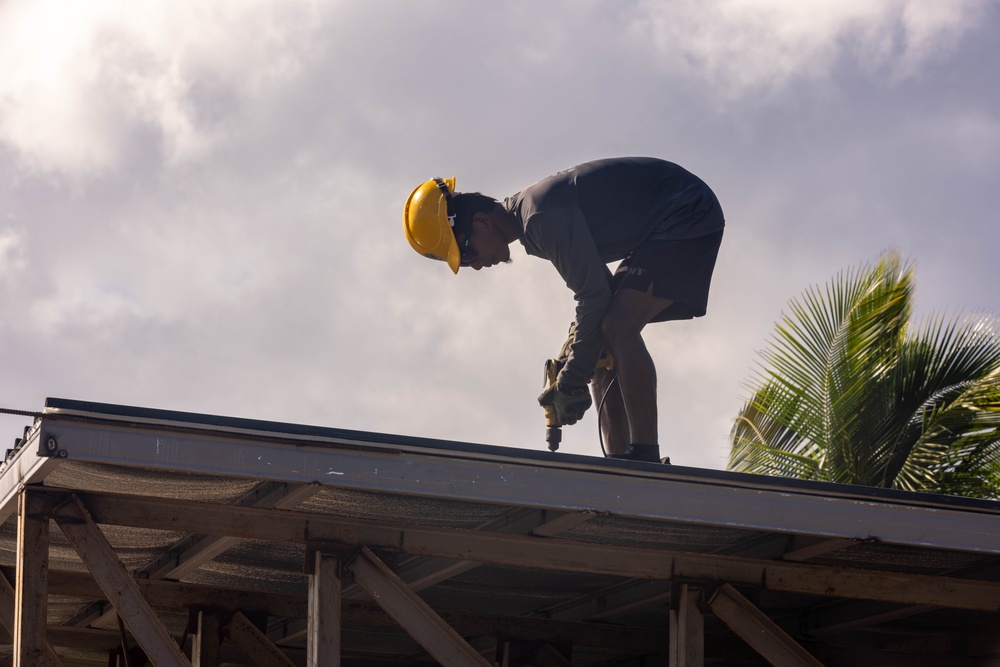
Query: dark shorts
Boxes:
[{"xmin": 609, "ymin": 229, "xmax": 724, "ymax": 322}]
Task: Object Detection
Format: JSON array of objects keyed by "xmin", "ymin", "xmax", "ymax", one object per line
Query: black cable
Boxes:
[
  {"xmin": 596, "ymin": 373, "xmax": 619, "ymax": 458},
  {"xmin": 0, "ymin": 407, "xmax": 42, "ymax": 418}
]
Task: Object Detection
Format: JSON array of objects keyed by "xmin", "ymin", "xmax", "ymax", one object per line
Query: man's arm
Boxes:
[{"xmin": 528, "ymin": 209, "xmax": 611, "ymax": 388}]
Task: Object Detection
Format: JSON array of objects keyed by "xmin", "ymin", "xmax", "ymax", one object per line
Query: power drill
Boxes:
[
  {"xmin": 542, "ymin": 324, "xmax": 613, "ymax": 451},
  {"xmin": 543, "ymin": 355, "xmax": 566, "ymax": 451}
]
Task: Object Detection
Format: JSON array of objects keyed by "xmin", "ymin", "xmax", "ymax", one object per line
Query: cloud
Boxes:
[
  {"xmin": 631, "ymin": 0, "xmax": 990, "ymax": 95},
  {"xmin": 3, "ymin": 0, "xmax": 987, "ymax": 177},
  {"xmin": 0, "ymin": 0, "xmax": 323, "ymax": 175},
  {"xmin": 0, "ymin": 227, "xmax": 26, "ymax": 274}
]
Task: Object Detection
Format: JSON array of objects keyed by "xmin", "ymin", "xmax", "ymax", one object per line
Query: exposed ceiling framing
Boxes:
[{"xmin": 1, "ymin": 398, "xmax": 1000, "ymax": 666}]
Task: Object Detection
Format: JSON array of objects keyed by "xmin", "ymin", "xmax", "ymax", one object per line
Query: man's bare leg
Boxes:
[
  {"xmin": 615, "ymin": 333, "xmax": 659, "ymax": 445},
  {"xmin": 600, "ymin": 285, "xmax": 673, "ymax": 448}
]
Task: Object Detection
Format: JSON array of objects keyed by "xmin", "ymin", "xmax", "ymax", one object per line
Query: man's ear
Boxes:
[{"xmin": 471, "ymin": 211, "xmax": 492, "ymax": 230}]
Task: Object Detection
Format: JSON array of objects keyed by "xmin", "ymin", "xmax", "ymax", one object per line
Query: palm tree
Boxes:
[{"xmin": 728, "ymin": 251, "xmax": 1000, "ymax": 499}]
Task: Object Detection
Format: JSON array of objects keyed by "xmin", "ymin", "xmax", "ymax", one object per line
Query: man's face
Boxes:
[{"xmin": 459, "ymin": 219, "xmax": 511, "ymax": 271}]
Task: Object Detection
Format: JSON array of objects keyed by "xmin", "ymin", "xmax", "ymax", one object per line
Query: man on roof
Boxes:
[{"xmin": 403, "ymin": 157, "xmax": 725, "ymax": 464}]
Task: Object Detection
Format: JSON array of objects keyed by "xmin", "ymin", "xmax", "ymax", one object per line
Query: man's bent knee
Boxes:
[
  {"xmin": 600, "ymin": 317, "xmax": 643, "ymax": 349},
  {"xmin": 601, "ymin": 287, "xmax": 673, "ymax": 343}
]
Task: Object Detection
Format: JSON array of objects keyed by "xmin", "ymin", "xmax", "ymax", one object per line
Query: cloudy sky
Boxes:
[{"xmin": 1, "ymin": 0, "xmax": 998, "ymax": 469}]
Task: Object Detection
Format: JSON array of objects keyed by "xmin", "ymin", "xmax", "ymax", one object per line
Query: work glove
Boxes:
[{"xmin": 538, "ymin": 382, "xmax": 592, "ymax": 426}]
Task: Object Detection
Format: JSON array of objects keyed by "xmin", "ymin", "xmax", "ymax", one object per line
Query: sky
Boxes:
[{"xmin": 1, "ymin": 0, "xmax": 998, "ymax": 470}]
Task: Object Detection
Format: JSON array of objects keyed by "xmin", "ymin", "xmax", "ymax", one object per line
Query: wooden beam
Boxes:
[
  {"xmin": 29, "ymin": 568, "xmax": 306, "ymax": 619},
  {"xmin": 803, "ymin": 600, "xmax": 936, "ymax": 637},
  {"xmin": 8, "ymin": 625, "xmax": 122, "ymax": 652},
  {"xmin": 192, "ymin": 610, "xmax": 221, "ymax": 667},
  {"xmin": 1, "ymin": 624, "xmax": 303, "ymax": 665},
  {"xmin": 783, "ymin": 537, "xmax": 858, "ymax": 562},
  {"xmin": 50, "ymin": 492, "xmax": 192, "ymax": 666},
  {"xmin": 78, "ymin": 482, "xmax": 324, "ymax": 633},
  {"xmin": 804, "ymin": 643, "xmax": 1000, "ymax": 667},
  {"xmin": 708, "ymin": 583, "xmax": 823, "ymax": 667},
  {"xmin": 345, "ymin": 547, "xmax": 490, "ymax": 667},
  {"xmin": 281, "ymin": 508, "xmax": 584, "ymax": 645},
  {"xmin": 139, "ymin": 481, "xmax": 321, "ymax": 581},
  {"xmin": 390, "ymin": 509, "xmax": 561, "ymax": 591},
  {"xmin": 31, "ymin": 567, "xmax": 666, "ymax": 652},
  {"xmin": 800, "ymin": 562, "xmax": 1000, "ymax": 637},
  {"xmin": 670, "ymin": 585, "xmax": 703, "ymax": 667},
  {"xmin": 44, "ymin": 487, "xmax": 1000, "ymax": 613},
  {"xmin": 307, "ymin": 552, "xmax": 341, "ymax": 667},
  {"xmin": 226, "ymin": 612, "xmax": 295, "ymax": 667},
  {"xmin": 269, "ymin": 597, "xmax": 669, "ymax": 655},
  {"xmin": 13, "ymin": 489, "xmax": 61, "ymax": 667},
  {"xmin": 535, "ymin": 579, "xmax": 671, "ymax": 623},
  {"xmin": 530, "ymin": 511, "xmax": 595, "ymax": 537}
]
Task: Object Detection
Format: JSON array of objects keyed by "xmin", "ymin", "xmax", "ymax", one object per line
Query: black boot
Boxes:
[{"xmin": 628, "ymin": 444, "xmax": 670, "ymax": 464}]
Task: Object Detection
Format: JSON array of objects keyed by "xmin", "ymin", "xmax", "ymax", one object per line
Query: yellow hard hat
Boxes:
[{"xmin": 403, "ymin": 177, "xmax": 461, "ymax": 274}]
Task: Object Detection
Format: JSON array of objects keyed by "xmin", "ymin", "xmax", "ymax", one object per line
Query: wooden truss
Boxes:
[
  {"xmin": 3, "ymin": 400, "xmax": 1000, "ymax": 666},
  {"xmin": 5, "ymin": 484, "xmax": 1000, "ymax": 666}
]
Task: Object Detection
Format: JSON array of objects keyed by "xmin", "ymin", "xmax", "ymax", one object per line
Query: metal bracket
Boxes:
[{"xmin": 36, "ymin": 433, "xmax": 67, "ymax": 459}]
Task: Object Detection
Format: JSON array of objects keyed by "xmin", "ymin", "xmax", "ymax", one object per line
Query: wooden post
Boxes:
[
  {"xmin": 670, "ymin": 584, "xmax": 704, "ymax": 667},
  {"xmin": 14, "ymin": 488, "xmax": 54, "ymax": 667},
  {"xmin": 192, "ymin": 610, "xmax": 222, "ymax": 666},
  {"xmin": 308, "ymin": 551, "xmax": 341, "ymax": 667}
]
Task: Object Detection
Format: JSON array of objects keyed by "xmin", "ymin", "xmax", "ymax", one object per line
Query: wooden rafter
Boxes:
[
  {"xmin": 226, "ymin": 612, "xmax": 295, "ymax": 667},
  {"xmin": 48, "ymin": 492, "xmax": 192, "ymax": 666},
  {"xmin": 345, "ymin": 547, "xmax": 490, "ymax": 667},
  {"xmin": 36, "ymin": 487, "xmax": 1000, "ymax": 613},
  {"xmin": 709, "ymin": 583, "xmax": 823, "ymax": 667}
]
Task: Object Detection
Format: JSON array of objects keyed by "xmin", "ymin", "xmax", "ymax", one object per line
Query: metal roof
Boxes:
[{"xmin": 3, "ymin": 397, "xmax": 1000, "ymax": 666}]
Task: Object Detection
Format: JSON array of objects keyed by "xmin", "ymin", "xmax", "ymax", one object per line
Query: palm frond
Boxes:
[{"xmin": 729, "ymin": 251, "xmax": 1000, "ymax": 499}]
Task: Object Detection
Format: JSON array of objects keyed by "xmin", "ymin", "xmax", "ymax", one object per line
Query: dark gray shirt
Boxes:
[{"xmin": 504, "ymin": 157, "xmax": 724, "ymax": 387}]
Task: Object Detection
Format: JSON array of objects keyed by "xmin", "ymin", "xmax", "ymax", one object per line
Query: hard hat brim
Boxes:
[
  {"xmin": 446, "ymin": 240, "xmax": 461, "ymax": 274},
  {"xmin": 442, "ymin": 177, "xmax": 460, "ymax": 274}
]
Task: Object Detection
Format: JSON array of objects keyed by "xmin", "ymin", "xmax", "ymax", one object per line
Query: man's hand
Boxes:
[{"xmin": 538, "ymin": 382, "xmax": 592, "ymax": 426}]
